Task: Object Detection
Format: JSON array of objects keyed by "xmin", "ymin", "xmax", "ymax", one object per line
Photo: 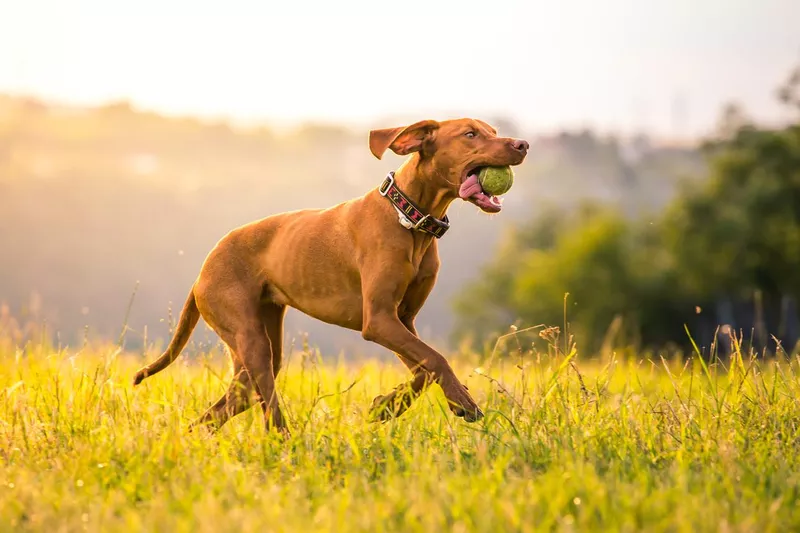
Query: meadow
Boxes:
[{"xmin": 2, "ymin": 328, "xmax": 800, "ymax": 532}]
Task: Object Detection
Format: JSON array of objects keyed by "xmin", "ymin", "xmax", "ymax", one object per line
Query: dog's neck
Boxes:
[{"xmin": 392, "ymin": 156, "xmax": 456, "ymax": 222}]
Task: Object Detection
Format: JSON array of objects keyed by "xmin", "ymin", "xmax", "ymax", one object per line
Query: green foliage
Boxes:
[
  {"xmin": 665, "ymin": 124, "xmax": 800, "ymax": 299},
  {"xmin": 453, "ymin": 204, "xmax": 677, "ymax": 353},
  {"xmin": 510, "ymin": 208, "xmax": 636, "ymax": 342}
]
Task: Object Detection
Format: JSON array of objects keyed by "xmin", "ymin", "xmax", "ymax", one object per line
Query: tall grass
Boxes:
[{"xmin": 1, "ymin": 327, "xmax": 800, "ymax": 532}]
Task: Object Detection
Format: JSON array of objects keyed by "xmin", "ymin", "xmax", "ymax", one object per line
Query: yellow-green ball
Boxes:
[{"xmin": 478, "ymin": 166, "xmax": 514, "ymax": 196}]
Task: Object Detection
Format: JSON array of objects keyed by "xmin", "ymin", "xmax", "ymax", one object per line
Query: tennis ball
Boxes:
[{"xmin": 478, "ymin": 166, "xmax": 514, "ymax": 196}]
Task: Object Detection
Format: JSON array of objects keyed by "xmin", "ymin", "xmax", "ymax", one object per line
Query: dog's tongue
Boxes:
[
  {"xmin": 459, "ymin": 173, "xmax": 502, "ymax": 213},
  {"xmin": 459, "ymin": 174, "xmax": 483, "ymax": 199}
]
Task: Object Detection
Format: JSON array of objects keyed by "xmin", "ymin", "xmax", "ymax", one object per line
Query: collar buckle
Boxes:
[{"xmin": 378, "ymin": 173, "xmax": 394, "ymax": 196}]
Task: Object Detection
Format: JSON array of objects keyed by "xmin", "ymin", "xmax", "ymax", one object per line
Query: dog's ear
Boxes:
[{"xmin": 368, "ymin": 120, "xmax": 440, "ymax": 160}]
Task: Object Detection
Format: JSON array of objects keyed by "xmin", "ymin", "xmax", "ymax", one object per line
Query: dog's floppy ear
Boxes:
[{"xmin": 368, "ymin": 120, "xmax": 440, "ymax": 160}]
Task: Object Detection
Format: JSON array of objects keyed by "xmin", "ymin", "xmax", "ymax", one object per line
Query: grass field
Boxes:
[{"xmin": 2, "ymin": 330, "xmax": 800, "ymax": 532}]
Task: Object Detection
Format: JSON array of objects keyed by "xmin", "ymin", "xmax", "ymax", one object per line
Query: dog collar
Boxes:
[{"xmin": 378, "ymin": 172, "xmax": 450, "ymax": 238}]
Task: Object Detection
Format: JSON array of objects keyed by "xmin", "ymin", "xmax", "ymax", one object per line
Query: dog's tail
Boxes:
[{"xmin": 133, "ymin": 287, "xmax": 200, "ymax": 386}]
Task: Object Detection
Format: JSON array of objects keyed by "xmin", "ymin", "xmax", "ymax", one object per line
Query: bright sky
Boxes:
[{"xmin": 1, "ymin": 0, "xmax": 798, "ymax": 137}]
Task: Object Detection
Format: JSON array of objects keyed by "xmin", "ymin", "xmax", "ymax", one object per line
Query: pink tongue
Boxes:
[
  {"xmin": 459, "ymin": 174, "xmax": 483, "ymax": 199},
  {"xmin": 458, "ymin": 173, "xmax": 502, "ymax": 213}
]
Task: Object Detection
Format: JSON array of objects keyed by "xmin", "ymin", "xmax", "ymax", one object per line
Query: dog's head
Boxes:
[{"xmin": 369, "ymin": 118, "xmax": 529, "ymax": 213}]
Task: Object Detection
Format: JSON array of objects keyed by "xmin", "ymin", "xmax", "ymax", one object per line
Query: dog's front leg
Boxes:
[{"xmin": 361, "ymin": 285, "xmax": 483, "ymax": 422}]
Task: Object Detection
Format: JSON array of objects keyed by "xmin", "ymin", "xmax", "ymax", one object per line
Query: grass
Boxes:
[{"xmin": 2, "ymin": 329, "xmax": 800, "ymax": 532}]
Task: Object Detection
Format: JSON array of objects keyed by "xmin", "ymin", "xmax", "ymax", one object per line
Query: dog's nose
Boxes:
[{"xmin": 511, "ymin": 139, "xmax": 529, "ymax": 152}]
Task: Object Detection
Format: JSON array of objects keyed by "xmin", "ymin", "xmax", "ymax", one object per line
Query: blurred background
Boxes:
[{"xmin": 1, "ymin": 0, "xmax": 799, "ymax": 358}]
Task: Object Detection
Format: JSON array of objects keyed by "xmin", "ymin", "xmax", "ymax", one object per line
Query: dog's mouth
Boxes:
[{"xmin": 458, "ymin": 166, "xmax": 504, "ymax": 214}]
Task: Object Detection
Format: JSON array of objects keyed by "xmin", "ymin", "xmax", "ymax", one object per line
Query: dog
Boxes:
[{"xmin": 133, "ymin": 118, "xmax": 529, "ymax": 434}]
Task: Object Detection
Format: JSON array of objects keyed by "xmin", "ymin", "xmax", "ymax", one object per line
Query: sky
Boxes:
[{"xmin": 1, "ymin": 0, "xmax": 798, "ymax": 138}]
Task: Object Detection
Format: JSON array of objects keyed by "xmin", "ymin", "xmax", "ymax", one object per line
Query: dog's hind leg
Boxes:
[
  {"xmin": 192, "ymin": 303, "xmax": 286, "ymax": 432},
  {"xmin": 189, "ymin": 358, "xmax": 259, "ymax": 432},
  {"xmin": 185, "ymin": 271, "xmax": 289, "ymax": 436},
  {"xmin": 234, "ymin": 325, "xmax": 287, "ymax": 435},
  {"xmin": 261, "ymin": 302, "xmax": 287, "ymax": 377},
  {"xmin": 194, "ymin": 285, "xmax": 288, "ymax": 435}
]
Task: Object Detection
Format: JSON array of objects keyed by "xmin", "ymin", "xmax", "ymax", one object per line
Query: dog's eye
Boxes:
[{"xmin": 464, "ymin": 131, "xmax": 476, "ymax": 139}]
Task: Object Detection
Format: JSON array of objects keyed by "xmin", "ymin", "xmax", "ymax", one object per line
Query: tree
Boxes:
[{"xmin": 452, "ymin": 203, "xmax": 670, "ymax": 354}]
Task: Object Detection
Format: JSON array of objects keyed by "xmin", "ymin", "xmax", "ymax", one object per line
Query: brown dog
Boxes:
[{"xmin": 133, "ymin": 118, "xmax": 528, "ymax": 434}]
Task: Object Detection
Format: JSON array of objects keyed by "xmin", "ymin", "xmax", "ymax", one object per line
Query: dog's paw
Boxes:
[
  {"xmin": 442, "ymin": 379, "xmax": 484, "ymax": 422},
  {"xmin": 451, "ymin": 403, "xmax": 485, "ymax": 422},
  {"xmin": 368, "ymin": 394, "xmax": 396, "ymax": 422},
  {"xmin": 132, "ymin": 369, "xmax": 148, "ymax": 386},
  {"xmin": 368, "ymin": 389, "xmax": 415, "ymax": 422}
]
